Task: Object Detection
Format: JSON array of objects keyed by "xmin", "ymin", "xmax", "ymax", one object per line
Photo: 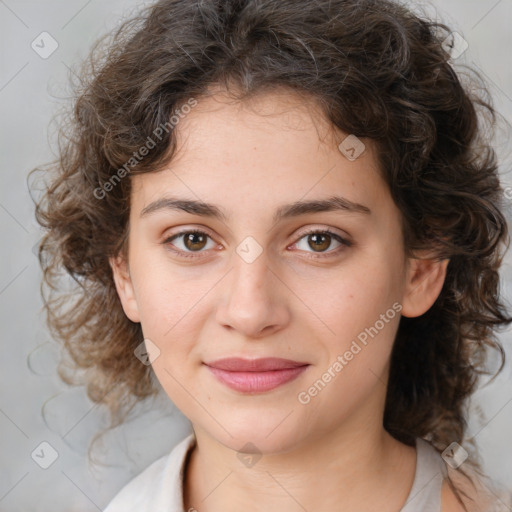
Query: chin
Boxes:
[{"xmin": 205, "ymin": 415, "xmax": 308, "ymax": 456}]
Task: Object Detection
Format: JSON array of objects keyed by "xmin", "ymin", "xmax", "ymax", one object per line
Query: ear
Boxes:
[
  {"xmin": 401, "ymin": 253, "xmax": 450, "ymax": 318},
  {"xmin": 109, "ymin": 254, "xmax": 141, "ymax": 323}
]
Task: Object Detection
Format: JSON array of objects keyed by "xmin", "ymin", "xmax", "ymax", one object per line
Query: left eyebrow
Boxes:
[{"xmin": 139, "ymin": 195, "xmax": 372, "ymax": 222}]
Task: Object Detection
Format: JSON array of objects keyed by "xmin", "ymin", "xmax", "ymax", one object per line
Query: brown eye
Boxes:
[
  {"xmin": 163, "ymin": 230, "xmax": 216, "ymax": 258},
  {"xmin": 293, "ymin": 228, "xmax": 351, "ymax": 258},
  {"xmin": 182, "ymin": 232, "xmax": 208, "ymax": 251},
  {"xmin": 307, "ymin": 232, "xmax": 332, "ymax": 252}
]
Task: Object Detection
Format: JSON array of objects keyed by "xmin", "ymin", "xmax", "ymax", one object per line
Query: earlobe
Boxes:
[
  {"xmin": 109, "ymin": 255, "xmax": 141, "ymax": 323},
  {"xmin": 401, "ymin": 255, "xmax": 450, "ymax": 318}
]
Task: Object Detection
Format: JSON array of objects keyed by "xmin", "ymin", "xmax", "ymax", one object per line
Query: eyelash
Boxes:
[{"xmin": 162, "ymin": 227, "xmax": 352, "ymax": 260}]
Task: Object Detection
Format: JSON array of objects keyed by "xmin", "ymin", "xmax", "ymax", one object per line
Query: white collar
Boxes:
[{"xmin": 103, "ymin": 433, "xmax": 196, "ymax": 512}]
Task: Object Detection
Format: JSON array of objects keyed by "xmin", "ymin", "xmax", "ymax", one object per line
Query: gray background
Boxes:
[{"xmin": 1, "ymin": 0, "xmax": 511, "ymax": 510}]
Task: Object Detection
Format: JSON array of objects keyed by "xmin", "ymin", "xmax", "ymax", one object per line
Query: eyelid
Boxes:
[
  {"xmin": 294, "ymin": 224, "xmax": 349, "ymax": 240},
  {"xmin": 162, "ymin": 224, "xmax": 220, "ymax": 244}
]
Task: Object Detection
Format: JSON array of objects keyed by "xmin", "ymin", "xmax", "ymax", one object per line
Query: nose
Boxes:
[{"xmin": 215, "ymin": 249, "xmax": 290, "ymax": 339}]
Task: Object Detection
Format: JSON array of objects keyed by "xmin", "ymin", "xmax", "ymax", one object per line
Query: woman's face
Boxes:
[{"xmin": 111, "ymin": 87, "xmax": 446, "ymax": 454}]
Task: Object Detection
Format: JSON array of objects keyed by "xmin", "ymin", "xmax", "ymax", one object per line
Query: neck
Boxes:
[{"xmin": 183, "ymin": 416, "xmax": 417, "ymax": 512}]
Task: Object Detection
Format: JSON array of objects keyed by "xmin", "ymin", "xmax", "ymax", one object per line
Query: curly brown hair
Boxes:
[{"xmin": 30, "ymin": 0, "xmax": 512, "ymax": 507}]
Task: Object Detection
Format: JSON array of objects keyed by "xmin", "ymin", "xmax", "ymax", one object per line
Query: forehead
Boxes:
[{"xmin": 129, "ymin": 87, "xmax": 389, "ymax": 223}]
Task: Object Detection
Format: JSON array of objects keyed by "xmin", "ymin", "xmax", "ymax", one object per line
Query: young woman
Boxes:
[{"xmin": 32, "ymin": 0, "xmax": 512, "ymax": 510}]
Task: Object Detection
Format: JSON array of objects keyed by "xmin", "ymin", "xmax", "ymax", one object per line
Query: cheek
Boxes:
[
  {"xmin": 300, "ymin": 256, "xmax": 400, "ymax": 338},
  {"xmin": 298, "ymin": 294, "xmax": 400, "ymax": 428},
  {"xmin": 299, "ymin": 252, "xmax": 402, "ymax": 394},
  {"xmin": 129, "ymin": 264, "xmax": 219, "ymax": 397},
  {"xmin": 150, "ymin": 358, "xmax": 204, "ymax": 428},
  {"xmin": 135, "ymin": 271, "xmax": 206, "ymax": 412},
  {"xmin": 137, "ymin": 285, "xmax": 205, "ymax": 346},
  {"xmin": 128, "ymin": 243, "xmax": 204, "ymax": 333}
]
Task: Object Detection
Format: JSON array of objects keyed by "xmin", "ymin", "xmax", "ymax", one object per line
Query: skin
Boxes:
[{"xmin": 110, "ymin": 85, "xmax": 464, "ymax": 511}]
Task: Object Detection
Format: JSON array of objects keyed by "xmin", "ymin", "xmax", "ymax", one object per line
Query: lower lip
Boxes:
[{"xmin": 205, "ymin": 365, "xmax": 309, "ymax": 393}]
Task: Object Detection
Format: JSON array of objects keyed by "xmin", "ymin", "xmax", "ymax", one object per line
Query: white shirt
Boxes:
[{"xmin": 103, "ymin": 434, "xmax": 511, "ymax": 512}]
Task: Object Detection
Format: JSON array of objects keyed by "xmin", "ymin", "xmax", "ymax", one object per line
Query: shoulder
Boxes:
[
  {"xmin": 103, "ymin": 433, "xmax": 196, "ymax": 512},
  {"xmin": 103, "ymin": 453, "xmax": 170, "ymax": 512},
  {"xmin": 441, "ymin": 464, "xmax": 512, "ymax": 512}
]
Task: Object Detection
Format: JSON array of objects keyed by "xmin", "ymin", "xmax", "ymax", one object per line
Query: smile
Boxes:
[{"xmin": 203, "ymin": 358, "xmax": 310, "ymax": 393}]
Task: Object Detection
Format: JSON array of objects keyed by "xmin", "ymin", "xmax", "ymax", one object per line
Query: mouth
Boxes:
[{"xmin": 203, "ymin": 357, "xmax": 310, "ymax": 393}]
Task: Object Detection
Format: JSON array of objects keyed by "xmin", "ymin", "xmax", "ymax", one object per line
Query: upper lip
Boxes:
[{"xmin": 204, "ymin": 357, "xmax": 309, "ymax": 372}]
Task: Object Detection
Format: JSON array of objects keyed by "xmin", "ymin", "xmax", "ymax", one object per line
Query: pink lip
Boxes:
[{"xmin": 204, "ymin": 357, "xmax": 310, "ymax": 393}]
